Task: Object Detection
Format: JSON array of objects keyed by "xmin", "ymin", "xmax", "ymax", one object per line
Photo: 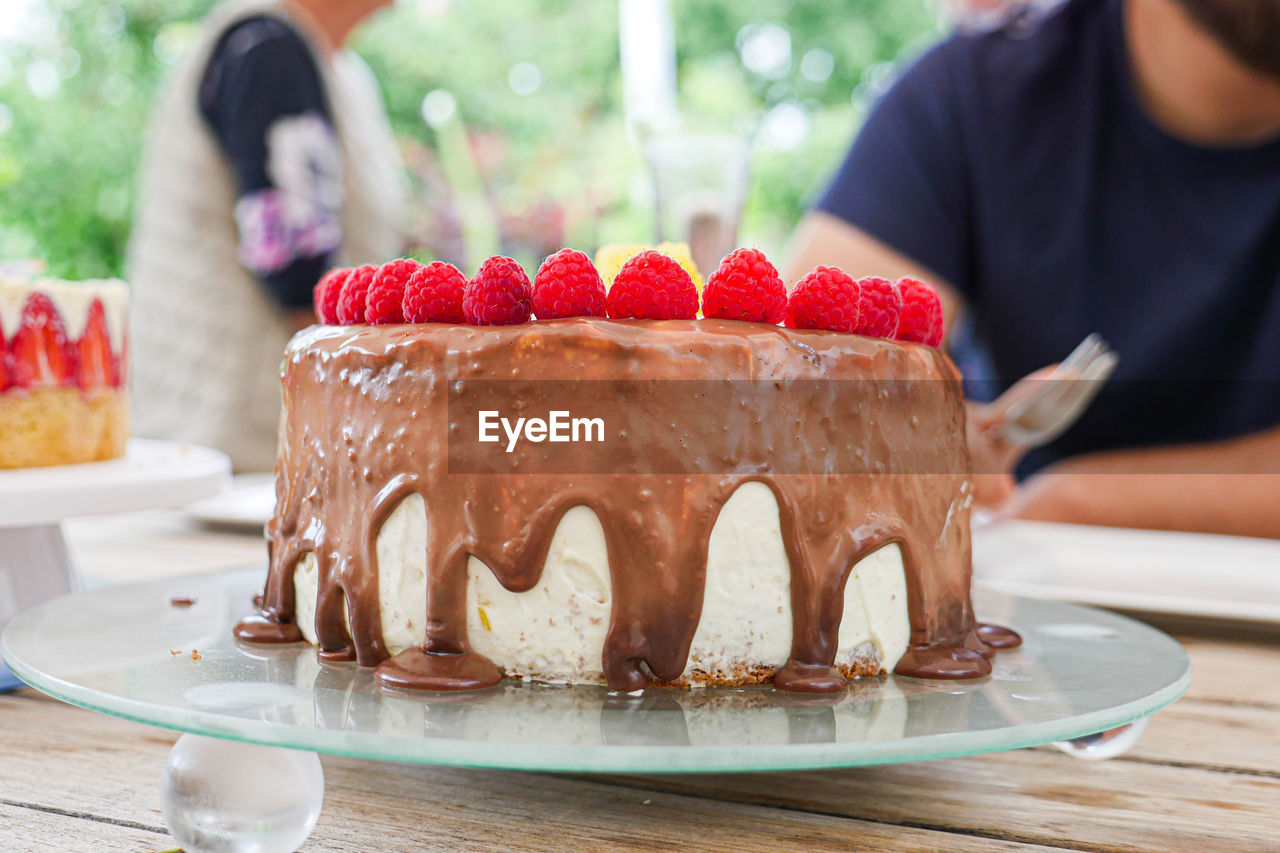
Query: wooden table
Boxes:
[{"xmin": 3, "ymin": 512, "xmax": 1278, "ymax": 852}]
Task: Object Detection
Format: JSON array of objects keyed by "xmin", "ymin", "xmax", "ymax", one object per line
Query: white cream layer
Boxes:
[
  {"xmin": 293, "ymin": 483, "xmax": 910, "ymax": 685},
  {"xmin": 0, "ymin": 276, "xmax": 129, "ymax": 353}
]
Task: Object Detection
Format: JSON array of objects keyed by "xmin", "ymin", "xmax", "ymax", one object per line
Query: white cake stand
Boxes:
[{"xmin": 0, "ymin": 438, "xmax": 232, "ymax": 689}]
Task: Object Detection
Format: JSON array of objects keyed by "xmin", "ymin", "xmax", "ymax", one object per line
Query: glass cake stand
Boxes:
[{"xmin": 4, "ymin": 566, "xmax": 1189, "ymax": 773}]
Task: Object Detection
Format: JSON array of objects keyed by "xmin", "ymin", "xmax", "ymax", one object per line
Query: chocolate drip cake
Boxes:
[{"xmin": 238, "ymin": 314, "xmax": 1018, "ymax": 693}]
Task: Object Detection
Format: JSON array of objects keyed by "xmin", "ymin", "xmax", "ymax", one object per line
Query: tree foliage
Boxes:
[{"xmin": 0, "ymin": 0, "xmax": 937, "ymax": 278}]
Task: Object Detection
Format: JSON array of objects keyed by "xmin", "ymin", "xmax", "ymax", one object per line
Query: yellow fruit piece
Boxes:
[
  {"xmin": 594, "ymin": 242, "xmax": 705, "ymax": 292},
  {"xmin": 593, "ymin": 244, "xmax": 648, "ymax": 290}
]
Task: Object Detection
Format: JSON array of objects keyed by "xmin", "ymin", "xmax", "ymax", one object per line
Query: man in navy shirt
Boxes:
[{"xmin": 786, "ymin": 0, "xmax": 1280, "ymax": 538}]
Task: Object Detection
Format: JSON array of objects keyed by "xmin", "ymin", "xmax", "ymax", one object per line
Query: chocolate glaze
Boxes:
[
  {"xmin": 235, "ymin": 318, "xmax": 1018, "ymax": 692},
  {"xmin": 977, "ymin": 623, "xmax": 1024, "ymax": 649}
]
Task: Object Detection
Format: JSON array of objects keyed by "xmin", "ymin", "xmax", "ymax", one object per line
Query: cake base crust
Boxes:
[{"xmin": 0, "ymin": 388, "xmax": 128, "ymax": 469}]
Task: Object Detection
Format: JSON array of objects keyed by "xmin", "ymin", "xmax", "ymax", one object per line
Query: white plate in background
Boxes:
[
  {"xmin": 973, "ymin": 519, "xmax": 1280, "ymax": 625},
  {"xmin": 0, "ymin": 439, "xmax": 231, "ymax": 528},
  {"xmin": 185, "ymin": 473, "xmax": 275, "ymax": 531}
]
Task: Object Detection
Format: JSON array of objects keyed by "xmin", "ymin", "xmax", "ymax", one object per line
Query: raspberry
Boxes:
[
  {"xmin": 606, "ymin": 250, "xmax": 698, "ymax": 320},
  {"xmin": 463, "ymin": 256, "xmax": 532, "ymax": 325},
  {"xmin": 314, "ymin": 268, "xmax": 350, "ymax": 324},
  {"xmin": 701, "ymin": 248, "xmax": 786, "ymax": 324},
  {"xmin": 336, "ymin": 264, "xmax": 377, "ymax": 324},
  {"xmin": 365, "ymin": 258, "xmax": 422, "ymax": 325},
  {"xmin": 403, "ymin": 261, "xmax": 468, "ymax": 323},
  {"xmin": 785, "ymin": 266, "xmax": 861, "ymax": 333},
  {"xmin": 532, "ymin": 248, "xmax": 607, "ymax": 319},
  {"xmin": 895, "ymin": 277, "xmax": 945, "ymax": 347},
  {"xmin": 653, "ymin": 242, "xmax": 703, "ymax": 292},
  {"xmin": 852, "ymin": 276, "xmax": 904, "ymax": 339}
]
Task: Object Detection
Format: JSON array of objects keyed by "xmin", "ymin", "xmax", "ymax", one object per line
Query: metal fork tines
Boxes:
[{"xmin": 988, "ymin": 334, "xmax": 1119, "ymax": 448}]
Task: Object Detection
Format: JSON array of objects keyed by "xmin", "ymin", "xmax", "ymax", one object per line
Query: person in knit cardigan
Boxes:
[{"xmin": 128, "ymin": 0, "xmax": 407, "ymax": 471}]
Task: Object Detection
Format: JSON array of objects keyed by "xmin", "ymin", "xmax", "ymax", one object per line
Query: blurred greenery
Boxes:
[{"xmin": 0, "ymin": 0, "xmax": 940, "ymax": 279}]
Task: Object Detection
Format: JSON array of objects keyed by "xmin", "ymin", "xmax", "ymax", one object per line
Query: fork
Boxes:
[{"xmin": 982, "ymin": 334, "xmax": 1119, "ymax": 448}]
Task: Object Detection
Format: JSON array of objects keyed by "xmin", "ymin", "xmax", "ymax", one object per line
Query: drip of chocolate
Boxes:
[
  {"xmin": 977, "ymin": 623, "xmax": 1023, "ymax": 649},
  {"xmin": 235, "ymin": 318, "xmax": 1018, "ymax": 691}
]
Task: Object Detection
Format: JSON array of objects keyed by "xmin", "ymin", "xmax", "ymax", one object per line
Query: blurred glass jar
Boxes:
[{"xmin": 642, "ymin": 128, "xmax": 753, "ymax": 277}]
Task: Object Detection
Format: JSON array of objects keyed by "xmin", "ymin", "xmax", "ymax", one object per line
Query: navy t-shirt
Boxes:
[{"xmin": 816, "ymin": 0, "xmax": 1280, "ymax": 470}]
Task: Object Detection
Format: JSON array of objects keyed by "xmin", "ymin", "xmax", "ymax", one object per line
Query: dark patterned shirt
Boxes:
[{"xmin": 199, "ymin": 14, "xmax": 342, "ymax": 308}]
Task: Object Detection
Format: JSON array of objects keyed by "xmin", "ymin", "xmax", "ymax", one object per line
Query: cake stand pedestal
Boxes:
[{"xmin": 0, "ymin": 439, "xmax": 231, "ymax": 690}]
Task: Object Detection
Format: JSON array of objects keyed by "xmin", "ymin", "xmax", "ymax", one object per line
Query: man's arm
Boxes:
[{"xmin": 1002, "ymin": 425, "xmax": 1280, "ymax": 538}]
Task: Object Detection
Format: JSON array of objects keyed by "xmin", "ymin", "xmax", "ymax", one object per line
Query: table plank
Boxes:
[
  {"xmin": 0, "ymin": 691, "xmax": 1072, "ymax": 853},
  {"xmin": 1178, "ymin": 638, "xmax": 1280, "ymax": 708},
  {"xmin": 1120, "ymin": 698, "xmax": 1280, "ymax": 776},
  {"xmin": 64, "ymin": 512, "xmax": 264, "ymax": 586},
  {"xmin": 602, "ymin": 745, "xmax": 1279, "ymax": 853},
  {"xmin": 310, "ymin": 756, "xmax": 1071, "ymax": 853},
  {"xmin": 0, "ymin": 802, "xmax": 170, "ymax": 853},
  {"xmin": 6, "ymin": 671, "xmax": 1277, "ymax": 852}
]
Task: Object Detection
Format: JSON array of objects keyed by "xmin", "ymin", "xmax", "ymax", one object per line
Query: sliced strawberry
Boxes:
[
  {"xmin": 76, "ymin": 299, "xmax": 116, "ymax": 390},
  {"xmin": 0, "ymin": 328, "xmax": 9, "ymax": 392},
  {"xmin": 117, "ymin": 336, "xmax": 128, "ymax": 388},
  {"xmin": 9, "ymin": 293, "xmax": 74, "ymax": 389}
]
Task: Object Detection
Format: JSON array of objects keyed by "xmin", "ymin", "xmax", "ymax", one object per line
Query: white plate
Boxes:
[
  {"xmin": 973, "ymin": 519, "xmax": 1280, "ymax": 625},
  {"xmin": 185, "ymin": 474, "xmax": 275, "ymax": 530},
  {"xmin": 0, "ymin": 439, "xmax": 232, "ymax": 528}
]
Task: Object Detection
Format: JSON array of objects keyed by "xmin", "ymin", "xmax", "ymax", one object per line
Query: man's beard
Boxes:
[{"xmin": 1174, "ymin": 0, "xmax": 1280, "ymax": 81}]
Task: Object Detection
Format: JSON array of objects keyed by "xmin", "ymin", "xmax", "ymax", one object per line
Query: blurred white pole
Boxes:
[{"xmin": 618, "ymin": 0, "xmax": 678, "ymax": 133}]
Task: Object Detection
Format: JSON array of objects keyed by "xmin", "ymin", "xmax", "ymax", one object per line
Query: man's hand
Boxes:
[
  {"xmin": 965, "ymin": 364, "xmax": 1072, "ymax": 508},
  {"xmin": 966, "ymin": 400, "xmax": 1025, "ymax": 508},
  {"xmin": 986, "ymin": 427, "xmax": 1280, "ymax": 539}
]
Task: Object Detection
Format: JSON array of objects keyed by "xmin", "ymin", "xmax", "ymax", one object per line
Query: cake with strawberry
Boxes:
[
  {"xmin": 0, "ymin": 275, "xmax": 128, "ymax": 469},
  {"xmin": 238, "ymin": 247, "xmax": 1018, "ymax": 693}
]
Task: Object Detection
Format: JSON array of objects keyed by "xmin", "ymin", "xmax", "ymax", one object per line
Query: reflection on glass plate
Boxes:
[{"xmin": 3, "ymin": 567, "xmax": 1189, "ymax": 773}]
